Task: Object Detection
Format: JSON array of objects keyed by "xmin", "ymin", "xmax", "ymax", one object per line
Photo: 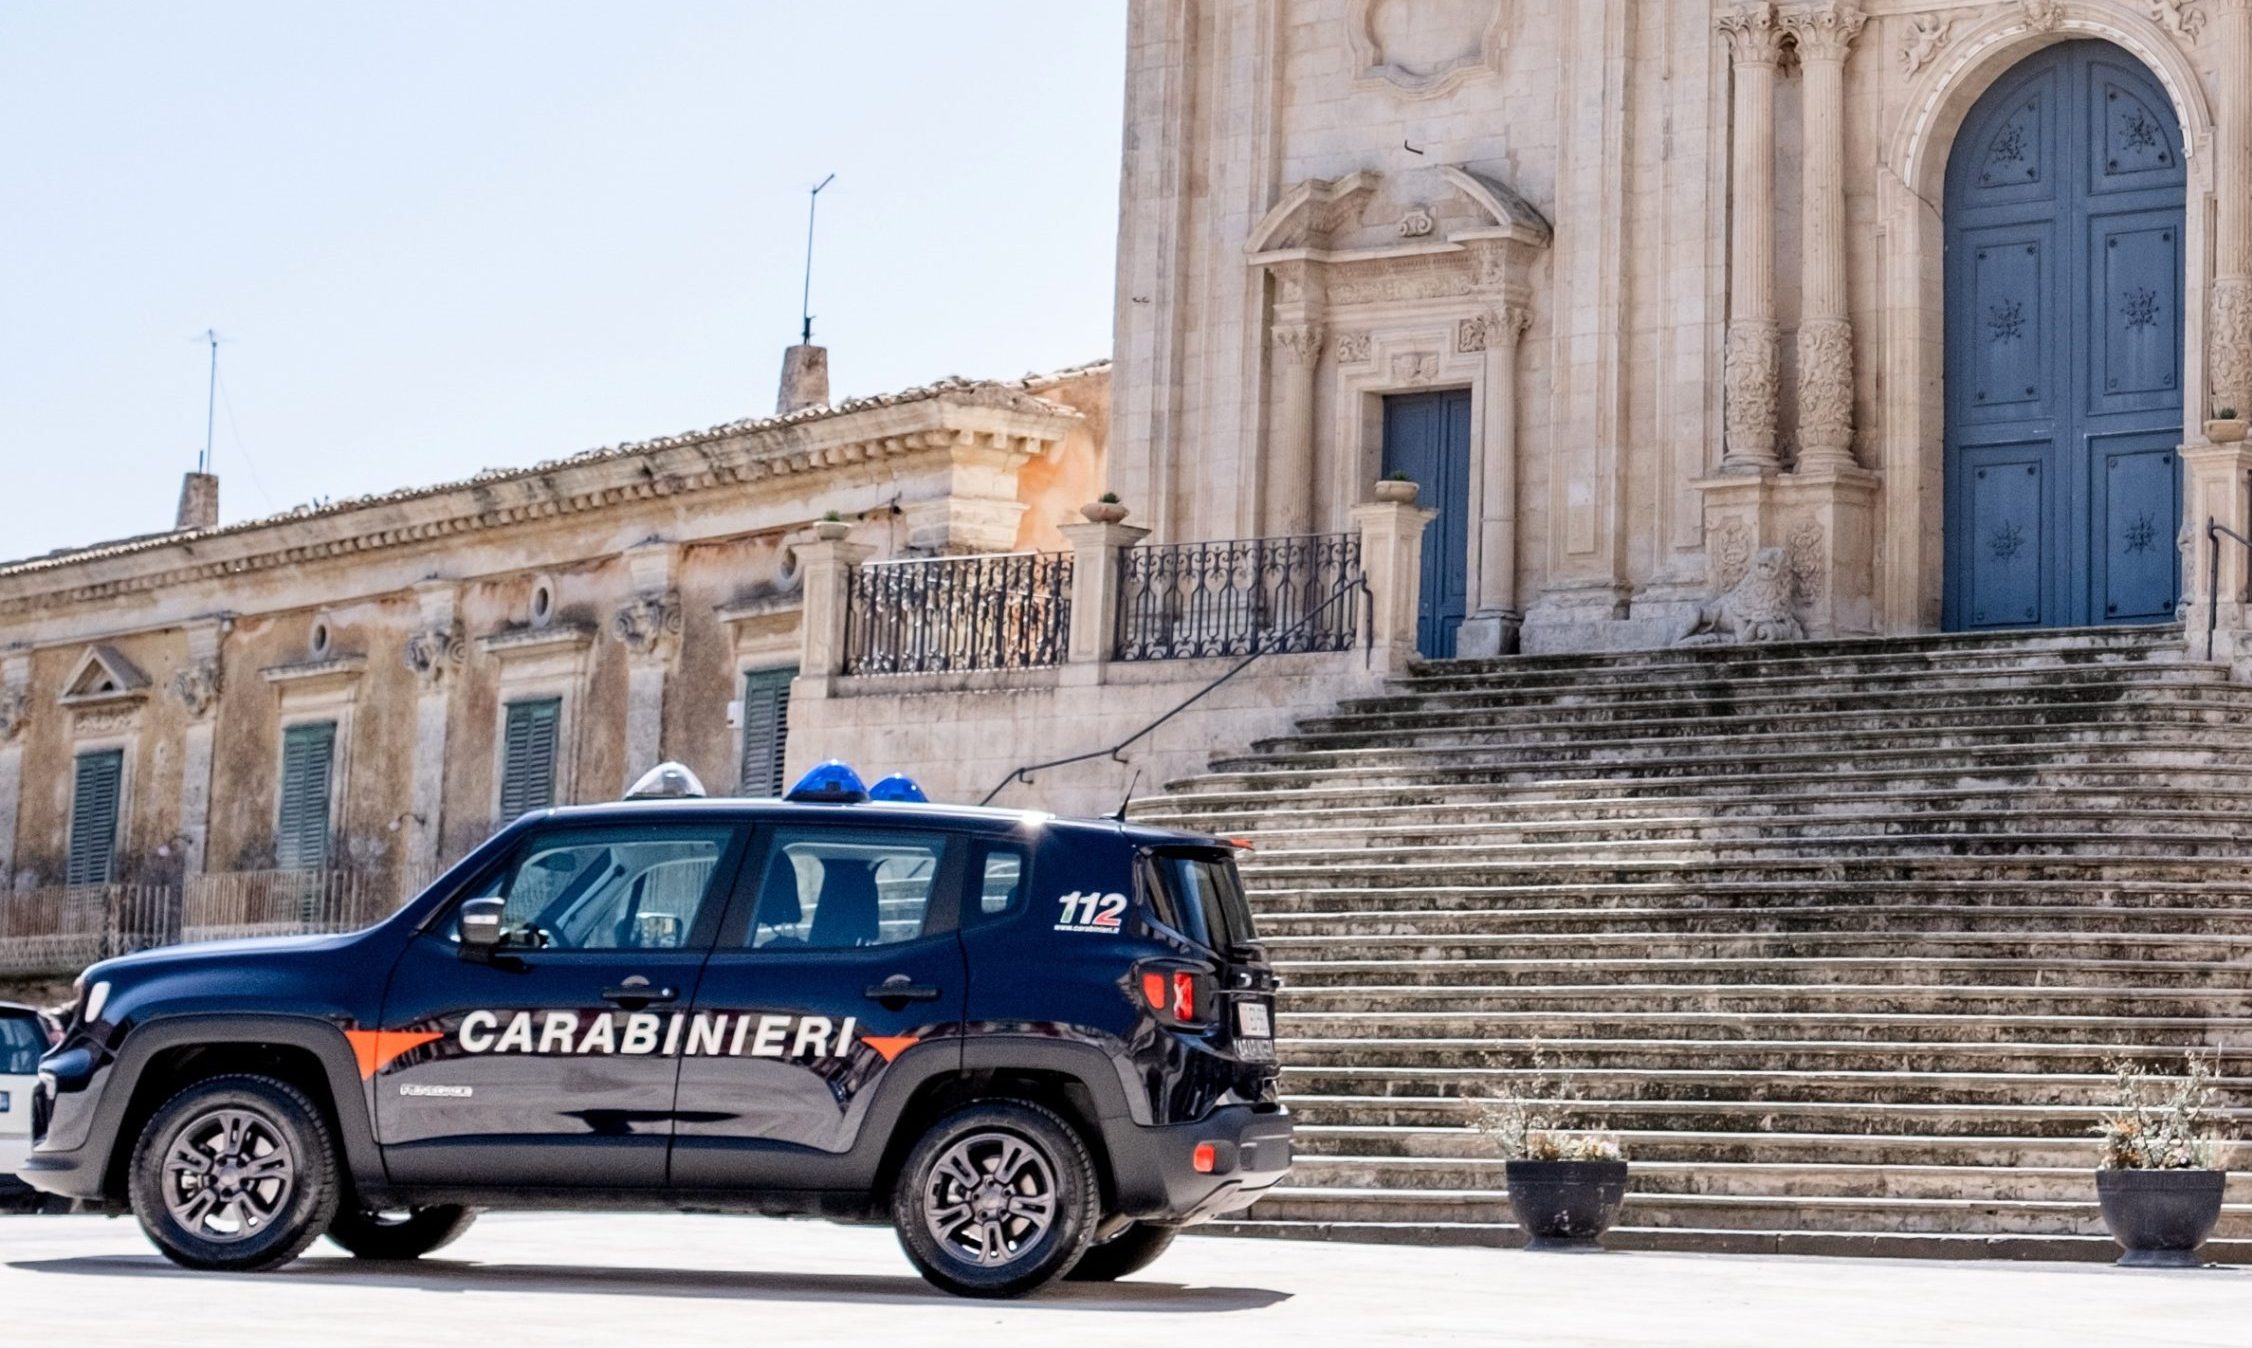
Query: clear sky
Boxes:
[{"xmin": 0, "ymin": 2, "xmax": 1127, "ymax": 561}]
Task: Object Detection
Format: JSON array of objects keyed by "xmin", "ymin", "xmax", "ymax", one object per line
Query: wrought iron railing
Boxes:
[
  {"xmin": 1114, "ymin": 533, "xmax": 1363, "ymax": 660},
  {"xmin": 2206, "ymin": 516, "xmax": 2252, "ymax": 660},
  {"xmin": 844, "ymin": 551, "xmax": 1074, "ymax": 675},
  {"xmin": 0, "ymin": 871, "xmax": 405, "ymax": 976}
]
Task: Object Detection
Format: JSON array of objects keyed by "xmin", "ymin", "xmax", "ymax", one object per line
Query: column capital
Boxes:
[
  {"xmin": 612, "ymin": 590, "xmax": 684, "ymax": 665},
  {"xmin": 1780, "ymin": 0, "xmax": 1864, "ymax": 62},
  {"xmin": 1717, "ymin": 2, "xmax": 1784, "ymax": 66},
  {"xmin": 1272, "ymin": 321, "xmax": 1326, "ymax": 366}
]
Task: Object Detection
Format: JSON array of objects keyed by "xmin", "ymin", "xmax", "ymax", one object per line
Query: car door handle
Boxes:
[
  {"xmin": 601, "ymin": 983, "xmax": 678, "ymax": 1006},
  {"xmin": 864, "ymin": 981, "xmax": 942, "ymax": 1004}
]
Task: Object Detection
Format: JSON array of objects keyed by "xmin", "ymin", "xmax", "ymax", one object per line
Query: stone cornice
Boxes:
[
  {"xmin": 0, "ymin": 380, "xmax": 1087, "ymax": 617},
  {"xmin": 478, "ymin": 624, "xmax": 595, "ymax": 659},
  {"xmin": 261, "ymin": 654, "xmax": 368, "ymax": 687}
]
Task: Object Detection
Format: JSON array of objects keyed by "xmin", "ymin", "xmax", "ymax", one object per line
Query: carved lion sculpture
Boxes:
[{"xmin": 1678, "ymin": 545, "xmax": 1805, "ymax": 646}]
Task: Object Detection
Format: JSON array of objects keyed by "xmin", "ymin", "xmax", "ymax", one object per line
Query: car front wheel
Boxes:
[
  {"xmin": 892, "ymin": 1100, "xmax": 1098, "ymax": 1298},
  {"xmin": 128, "ymin": 1074, "xmax": 340, "ymax": 1273},
  {"xmin": 326, "ymin": 1204, "xmax": 477, "ymax": 1259}
]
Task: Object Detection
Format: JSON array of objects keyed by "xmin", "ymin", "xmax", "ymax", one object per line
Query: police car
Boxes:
[{"xmin": 19, "ymin": 763, "xmax": 1290, "ymax": 1297}]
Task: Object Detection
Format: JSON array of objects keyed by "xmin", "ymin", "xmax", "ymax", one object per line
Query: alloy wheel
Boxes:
[
  {"xmin": 920, "ymin": 1129, "xmax": 1059, "ymax": 1267},
  {"xmin": 160, "ymin": 1107, "xmax": 298, "ymax": 1243}
]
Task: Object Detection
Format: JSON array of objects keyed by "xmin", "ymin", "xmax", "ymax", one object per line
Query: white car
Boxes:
[{"xmin": 0, "ymin": 1002, "xmax": 56, "ymax": 1210}]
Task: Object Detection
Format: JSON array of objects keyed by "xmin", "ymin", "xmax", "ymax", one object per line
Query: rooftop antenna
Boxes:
[
  {"xmin": 799, "ymin": 173, "xmax": 835, "ymax": 346},
  {"xmin": 192, "ymin": 329, "xmax": 228, "ymax": 473}
]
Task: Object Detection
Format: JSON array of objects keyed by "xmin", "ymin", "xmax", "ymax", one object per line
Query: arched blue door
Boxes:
[{"xmin": 1943, "ymin": 41, "xmax": 2184, "ymax": 630}]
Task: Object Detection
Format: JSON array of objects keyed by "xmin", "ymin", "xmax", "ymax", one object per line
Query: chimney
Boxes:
[
  {"xmin": 776, "ymin": 343, "xmax": 830, "ymax": 415},
  {"xmin": 176, "ymin": 471, "xmax": 219, "ymax": 531}
]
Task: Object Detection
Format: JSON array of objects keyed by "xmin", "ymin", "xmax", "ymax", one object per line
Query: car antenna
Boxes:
[{"xmin": 1110, "ymin": 768, "xmax": 1143, "ymax": 822}]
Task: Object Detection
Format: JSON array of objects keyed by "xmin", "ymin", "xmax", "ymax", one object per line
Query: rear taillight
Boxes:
[{"xmin": 1135, "ymin": 962, "xmax": 1215, "ymax": 1028}]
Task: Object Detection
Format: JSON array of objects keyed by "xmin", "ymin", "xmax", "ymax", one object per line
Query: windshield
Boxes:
[{"xmin": 0, "ymin": 1012, "xmax": 44, "ymax": 1075}]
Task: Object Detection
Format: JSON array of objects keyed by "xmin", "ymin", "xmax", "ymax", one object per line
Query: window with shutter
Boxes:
[
  {"xmin": 500, "ymin": 698, "xmax": 562, "ymax": 817},
  {"xmin": 738, "ymin": 668, "xmax": 795, "ymax": 797},
  {"xmin": 66, "ymin": 750, "xmax": 124, "ymax": 887},
  {"xmin": 276, "ymin": 721, "xmax": 337, "ymax": 872}
]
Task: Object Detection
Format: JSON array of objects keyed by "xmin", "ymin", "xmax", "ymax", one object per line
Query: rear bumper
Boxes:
[{"xmin": 1102, "ymin": 1104, "xmax": 1292, "ymax": 1224}]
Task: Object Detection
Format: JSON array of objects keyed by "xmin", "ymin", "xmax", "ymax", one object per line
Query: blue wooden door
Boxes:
[
  {"xmin": 1943, "ymin": 41, "xmax": 2184, "ymax": 630},
  {"xmin": 1381, "ymin": 389, "xmax": 1472, "ymax": 657}
]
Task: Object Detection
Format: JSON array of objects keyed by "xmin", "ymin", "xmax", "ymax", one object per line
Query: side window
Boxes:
[
  {"xmin": 744, "ymin": 827, "xmax": 948, "ymax": 950},
  {"xmin": 973, "ymin": 845, "xmax": 1027, "ymax": 920},
  {"xmin": 455, "ymin": 824, "xmax": 737, "ymax": 951}
]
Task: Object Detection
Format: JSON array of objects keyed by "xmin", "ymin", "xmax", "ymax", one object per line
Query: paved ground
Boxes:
[{"xmin": 0, "ymin": 1213, "xmax": 2244, "ymax": 1346}]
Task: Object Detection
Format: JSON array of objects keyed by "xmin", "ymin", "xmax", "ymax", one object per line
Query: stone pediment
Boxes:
[
  {"xmin": 58, "ymin": 644, "xmax": 150, "ymax": 706},
  {"xmin": 1247, "ymin": 165, "xmax": 1550, "ymax": 267}
]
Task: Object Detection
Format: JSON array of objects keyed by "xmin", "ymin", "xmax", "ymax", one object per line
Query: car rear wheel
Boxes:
[
  {"xmin": 1064, "ymin": 1221, "xmax": 1179, "ymax": 1281},
  {"xmin": 128, "ymin": 1074, "xmax": 340, "ymax": 1273},
  {"xmin": 892, "ymin": 1100, "xmax": 1097, "ymax": 1298},
  {"xmin": 326, "ymin": 1204, "xmax": 477, "ymax": 1259}
]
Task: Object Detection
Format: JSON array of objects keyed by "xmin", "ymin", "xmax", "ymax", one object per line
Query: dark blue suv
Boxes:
[{"xmin": 22, "ymin": 769, "xmax": 1290, "ymax": 1297}]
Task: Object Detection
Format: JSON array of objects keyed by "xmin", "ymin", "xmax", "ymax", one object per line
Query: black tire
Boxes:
[
  {"xmin": 1064, "ymin": 1221, "xmax": 1178, "ymax": 1282},
  {"xmin": 127, "ymin": 1073, "xmax": 340, "ymax": 1273},
  {"xmin": 892, "ymin": 1100, "xmax": 1099, "ymax": 1298},
  {"xmin": 326, "ymin": 1204, "xmax": 477, "ymax": 1259}
]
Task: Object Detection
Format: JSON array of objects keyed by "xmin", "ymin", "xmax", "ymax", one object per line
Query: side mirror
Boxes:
[{"xmin": 458, "ymin": 896, "xmax": 507, "ymax": 958}]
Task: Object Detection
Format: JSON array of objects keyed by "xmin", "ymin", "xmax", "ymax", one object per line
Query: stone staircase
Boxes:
[{"xmin": 1132, "ymin": 625, "xmax": 2252, "ymax": 1260}]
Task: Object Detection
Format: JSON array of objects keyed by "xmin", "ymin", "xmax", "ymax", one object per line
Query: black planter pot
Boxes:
[
  {"xmin": 1504, "ymin": 1159, "xmax": 1629, "ymax": 1252},
  {"xmin": 2095, "ymin": 1168, "xmax": 2226, "ymax": 1268}
]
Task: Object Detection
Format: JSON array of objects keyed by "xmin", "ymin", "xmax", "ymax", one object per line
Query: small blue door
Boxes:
[
  {"xmin": 1381, "ymin": 389, "xmax": 1472, "ymax": 658},
  {"xmin": 1944, "ymin": 41, "xmax": 2184, "ymax": 629}
]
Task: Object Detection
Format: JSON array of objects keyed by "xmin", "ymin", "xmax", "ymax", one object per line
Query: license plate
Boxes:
[{"xmin": 1236, "ymin": 1001, "xmax": 1272, "ymax": 1039}]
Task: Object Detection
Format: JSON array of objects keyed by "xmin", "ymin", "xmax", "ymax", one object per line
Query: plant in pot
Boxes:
[
  {"xmin": 1373, "ymin": 471, "xmax": 1419, "ymax": 505},
  {"xmin": 2206, "ymin": 408, "xmax": 2247, "ymax": 444},
  {"xmin": 1472, "ymin": 1065, "xmax": 1629, "ymax": 1252},
  {"xmin": 2091, "ymin": 1054, "xmax": 2230, "ymax": 1268},
  {"xmin": 812, "ymin": 509, "xmax": 852, "ymax": 542},
  {"xmin": 1081, "ymin": 491, "xmax": 1130, "ymax": 524}
]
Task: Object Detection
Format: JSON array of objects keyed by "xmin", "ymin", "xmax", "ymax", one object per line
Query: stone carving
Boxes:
[
  {"xmin": 1456, "ymin": 314, "xmax": 1490, "ymax": 353},
  {"xmin": 2150, "ymin": 0, "xmax": 2207, "ymax": 41},
  {"xmin": 1397, "ymin": 206, "xmax": 1437, "ymax": 238},
  {"xmin": 2211, "ymin": 277, "xmax": 2252, "ymax": 409},
  {"xmin": 1680, "ymin": 546, "xmax": 1806, "ymax": 645},
  {"xmin": 613, "ymin": 592, "xmax": 683, "ymax": 660},
  {"xmin": 1901, "ymin": 13, "xmax": 1952, "ymax": 75},
  {"xmin": 1334, "ymin": 331, "xmax": 1373, "ymax": 364},
  {"xmin": 1391, "ymin": 352, "xmax": 1440, "ymax": 386},
  {"xmin": 403, "ymin": 624, "xmax": 465, "ymax": 686},
  {"xmin": 2021, "ymin": 0, "xmax": 2063, "ymax": 33},
  {"xmin": 1787, "ymin": 517, "xmax": 1827, "ymax": 614},
  {"xmin": 0, "ymin": 685, "xmax": 26, "ymax": 742},
  {"xmin": 71, "ymin": 703, "xmax": 139, "ymax": 737},
  {"xmin": 1712, "ymin": 518, "xmax": 1755, "ymax": 591},
  {"xmin": 1724, "ymin": 321, "xmax": 1781, "ymax": 460},
  {"xmin": 1716, "ymin": 2, "xmax": 1783, "ymax": 65},
  {"xmin": 169, "ymin": 661, "xmax": 221, "ymax": 719},
  {"xmin": 1272, "ymin": 322, "xmax": 1327, "ymax": 366},
  {"xmin": 1796, "ymin": 318, "xmax": 1856, "ymax": 463},
  {"xmin": 1348, "ymin": 0, "xmax": 1507, "ymax": 99},
  {"xmin": 1330, "ymin": 267, "xmax": 1480, "ymax": 307},
  {"xmin": 1781, "ymin": 0, "xmax": 1863, "ymax": 60}
]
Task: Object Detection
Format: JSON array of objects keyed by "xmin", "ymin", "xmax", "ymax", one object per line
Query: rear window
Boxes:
[
  {"xmin": 1144, "ymin": 850, "xmax": 1257, "ymax": 954},
  {"xmin": 0, "ymin": 1013, "xmax": 44, "ymax": 1075}
]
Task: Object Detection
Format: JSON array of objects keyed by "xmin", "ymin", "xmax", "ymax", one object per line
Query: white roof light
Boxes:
[{"xmin": 625, "ymin": 762, "xmax": 707, "ymax": 801}]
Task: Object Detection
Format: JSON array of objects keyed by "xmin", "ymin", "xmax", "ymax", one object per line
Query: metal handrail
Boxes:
[
  {"xmin": 978, "ymin": 573, "xmax": 1374, "ymax": 807},
  {"xmin": 2206, "ymin": 516, "xmax": 2252, "ymax": 661}
]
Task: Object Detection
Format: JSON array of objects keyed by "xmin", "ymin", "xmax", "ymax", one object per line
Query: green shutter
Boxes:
[
  {"xmin": 739, "ymin": 668, "xmax": 795, "ymax": 796},
  {"xmin": 276, "ymin": 722, "xmax": 337, "ymax": 872},
  {"xmin": 500, "ymin": 698, "xmax": 562, "ymax": 817},
  {"xmin": 66, "ymin": 750, "xmax": 123, "ymax": 887}
]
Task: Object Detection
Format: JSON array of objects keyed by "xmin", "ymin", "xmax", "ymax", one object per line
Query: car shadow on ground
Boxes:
[{"xmin": 11, "ymin": 1254, "xmax": 1291, "ymax": 1312}]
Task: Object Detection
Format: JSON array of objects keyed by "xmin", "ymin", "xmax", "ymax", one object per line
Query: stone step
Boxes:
[
  {"xmin": 1273, "ymin": 954, "xmax": 2252, "ymax": 991},
  {"xmin": 1230, "ymin": 812, "xmax": 2252, "ymax": 851},
  {"xmin": 1279, "ymin": 1155, "xmax": 2252, "ymax": 1205},
  {"xmin": 1247, "ymin": 878, "xmax": 2252, "ymax": 915},
  {"xmin": 1276, "ymin": 1063, "xmax": 2252, "ymax": 1109},
  {"xmin": 1262, "ymin": 929, "xmax": 2252, "ymax": 965},
  {"xmin": 1275, "ymin": 1009, "xmax": 2252, "ymax": 1048},
  {"xmin": 1280, "ymin": 1090, "xmax": 2252, "ymax": 1137},
  {"xmin": 1254, "ymin": 903, "xmax": 2252, "ymax": 937},
  {"xmin": 1291, "ymin": 1125, "xmax": 2118, "ymax": 1167},
  {"xmin": 1276, "ymin": 982, "xmax": 2252, "ymax": 1018},
  {"xmin": 1272, "ymin": 1035, "xmax": 2252, "ymax": 1077},
  {"xmin": 1239, "ymin": 1186, "xmax": 2252, "ymax": 1238},
  {"xmin": 1248, "ymin": 854, "xmax": 2252, "ymax": 891},
  {"xmin": 1396, "ymin": 624, "xmax": 2188, "ymax": 683}
]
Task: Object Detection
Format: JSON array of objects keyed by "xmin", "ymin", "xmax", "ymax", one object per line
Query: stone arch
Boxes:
[{"xmin": 1873, "ymin": 2, "xmax": 2215, "ymax": 632}]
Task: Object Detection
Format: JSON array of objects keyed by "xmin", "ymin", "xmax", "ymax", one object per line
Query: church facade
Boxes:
[{"xmin": 1112, "ymin": 0, "xmax": 2252, "ymax": 655}]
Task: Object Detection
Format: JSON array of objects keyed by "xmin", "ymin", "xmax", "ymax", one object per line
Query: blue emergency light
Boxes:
[
  {"xmin": 786, "ymin": 760, "xmax": 869, "ymax": 804},
  {"xmin": 869, "ymin": 773, "xmax": 929, "ymax": 803}
]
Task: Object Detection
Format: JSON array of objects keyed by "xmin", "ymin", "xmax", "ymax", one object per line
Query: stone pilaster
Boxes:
[
  {"xmin": 170, "ymin": 618, "xmax": 228, "ymax": 876},
  {"xmin": 793, "ymin": 531, "xmax": 876, "ymax": 691},
  {"xmin": 613, "ymin": 542, "xmax": 682, "ymax": 790},
  {"xmin": 1783, "ymin": 0, "xmax": 1863, "ymax": 473},
  {"xmin": 2212, "ymin": 1, "xmax": 2252, "ymax": 418},
  {"xmin": 1058, "ymin": 519, "xmax": 1152, "ymax": 668},
  {"xmin": 1458, "ymin": 302, "xmax": 1534, "ymax": 658},
  {"xmin": 1350, "ymin": 499, "xmax": 1439, "ymax": 677},
  {"xmin": 1267, "ymin": 318, "xmax": 1326, "ymax": 538},
  {"xmin": 403, "ymin": 580, "xmax": 462, "ymax": 877},
  {"xmin": 0, "ymin": 652, "xmax": 27, "ymax": 890},
  {"xmin": 1718, "ymin": 1, "xmax": 1784, "ymax": 473}
]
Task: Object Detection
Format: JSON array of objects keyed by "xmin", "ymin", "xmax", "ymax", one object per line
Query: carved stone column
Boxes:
[
  {"xmin": 0, "ymin": 653, "xmax": 27, "ymax": 889},
  {"xmin": 402, "ymin": 580, "xmax": 462, "ymax": 881},
  {"xmin": 1784, "ymin": 0, "xmax": 1863, "ymax": 473},
  {"xmin": 2212, "ymin": 1, "xmax": 2252, "ymax": 419},
  {"xmin": 1458, "ymin": 303, "xmax": 1534, "ymax": 658},
  {"xmin": 170, "ymin": 618, "xmax": 228, "ymax": 876},
  {"xmin": 1266, "ymin": 259, "xmax": 1326, "ymax": 537},
  {"xmin": 1718, "ymin": 2, "xmax": 1784, "ymax": 473}
]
